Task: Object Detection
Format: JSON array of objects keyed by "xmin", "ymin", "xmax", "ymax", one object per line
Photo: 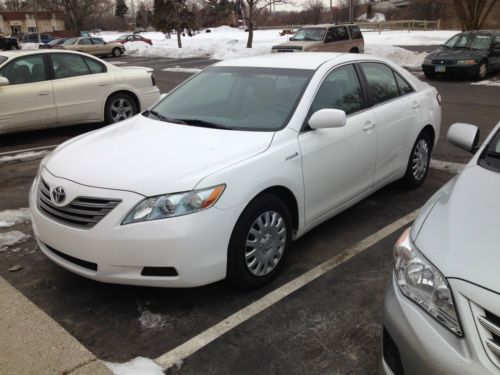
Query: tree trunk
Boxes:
[
  {"xmin": 246, "ymin": 6, "xmax": 254, "ymax": 48},
  {"xmin": 177, "ymin": 29, "xmax": 182, "ymax": 48}
]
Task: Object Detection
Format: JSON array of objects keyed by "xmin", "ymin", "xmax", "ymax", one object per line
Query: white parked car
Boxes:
[
  {"xmin": 29, "ymin": 53, "xmax": 441, "ymax": 288},
  {"xmin": 0, "ymin": 50, "xmax": 160, "ymax": 135},
  {"xmin": 383, "ymin": 121, "xmax": 500, "ymax": 375}
]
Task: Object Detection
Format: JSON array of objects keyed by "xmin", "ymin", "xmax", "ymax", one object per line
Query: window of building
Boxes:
[{"xmin": 28, "ymin": 27, "xmax": 37, "ymax": 33}]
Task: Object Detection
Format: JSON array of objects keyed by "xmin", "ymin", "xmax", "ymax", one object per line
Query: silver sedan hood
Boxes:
[{"xmin": 413, "ymin": 165, "xmax": 500, "ymax": 291}]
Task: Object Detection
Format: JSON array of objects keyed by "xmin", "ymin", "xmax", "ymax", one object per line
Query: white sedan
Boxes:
[
  {"xmin": 29, "ymin": 53, "xmax": 441, "ymax": 288},
  {"xmin": 0, "ymin": 50, "xmax": 160, "ymax": 135}
]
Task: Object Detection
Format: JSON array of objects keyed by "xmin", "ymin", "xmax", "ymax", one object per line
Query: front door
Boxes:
[
  {"xmin": 298, "ymin": 64, "xmax": 377, "ymax": 225},
  {"xmin": 0, "ymin": 54, "xmax": 57, "ymax": 133}
]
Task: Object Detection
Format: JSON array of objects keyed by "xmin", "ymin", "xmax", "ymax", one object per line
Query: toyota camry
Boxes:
[{"xmin": 30, "ymin": 53, "xmax": 441, "ymax": 289}]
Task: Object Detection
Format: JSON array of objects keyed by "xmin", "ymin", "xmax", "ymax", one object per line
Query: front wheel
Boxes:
[
  {"xmin": 112, "ymin": 47, "xmax": 122, "ymax": 57},
  {"xmin": 401, "ymin": 133, "xmax": 432, "ymax": 189},
  {"xmin": 475, "ymin": 61, "xmax": 487, "ymax": 81},
  {"xmin": 104, "ymin": 93, "xmax": 138, "ymax": 124},
  {"xmin": 227, "ymin": 194, "xmax": 292, "ymax": 289}
]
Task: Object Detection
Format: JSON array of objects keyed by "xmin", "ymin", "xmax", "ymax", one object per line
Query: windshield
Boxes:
[
  {"xmin": 444, "ymin": 33, "xmax": 492, "ymax": 50},
  {"xmin": 290, "ymin": 28, "xmax": 326, "ymax": 42},
  {"xmin": 479, "ymin": 128, "xmax": 500, "ymax": 172},
  {"xmin": 62, "ymin": 38, "xmax": 78, "ymax": 45},
  {"xmin": 147, "ymin": 66, "xmax": 313, "ymax": 131}
]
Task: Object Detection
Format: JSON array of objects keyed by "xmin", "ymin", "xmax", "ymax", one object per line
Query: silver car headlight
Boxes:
[
  {"xmin": 122, "ymin": 184, "xmax": 225, "ymax": 224},
  {"xmin": 394, "ymin": 228, "xmax": 462, "ymax": 336}
]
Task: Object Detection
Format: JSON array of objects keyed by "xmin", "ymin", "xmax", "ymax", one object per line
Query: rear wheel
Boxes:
[
  {"xmin": 475, "ymin": 61, "xmax": 488, "ymax": 81},
  {"xmin": 112, "ymin": 47, "xmax": 122, "ymax": 57},
  {"xmin": 104, "ymin": 93, "xmax": 138, "ymax": 124},
  {"xmin": 401, "ymin": 132, "xmax": 432, "ymax": 189},
  {"xmin": 227, "ymin": 194, "xmax": 292, "ymax": 289}
]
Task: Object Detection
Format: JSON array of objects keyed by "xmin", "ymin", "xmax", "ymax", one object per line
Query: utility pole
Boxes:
[
  {"xmin": 329, "ymin": 0, "xmax": 332, "ymax": 23},
  {"xmin": 348, "ymin": 0, "xmax": 353, "ymax": 23}
]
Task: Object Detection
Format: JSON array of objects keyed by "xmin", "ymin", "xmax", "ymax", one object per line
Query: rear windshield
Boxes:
[
  {"xmin": 0, "ymin": 56, "xmax": 6, "ymax": 65},
  {"xmin": 479, "ymin": 128, "xmax": 500, "ymax": 172}
]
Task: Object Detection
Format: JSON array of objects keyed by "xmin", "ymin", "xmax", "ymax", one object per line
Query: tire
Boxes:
[
  {"xmin": 475, "ymin": 60, "xmax": 488, "ymax": 81},
  {"xmin": 349, "ymin": 47, "xmax": 359, "ymax": 53},
  {"xmin": 104, "ymin": 93, "xmax": 138, "ymax": 124},
  {"xmin": 112, "ymin": 47, "xmax": 122, "ymax": 57},
  {"xmin": 401, "ymin": 132, "xmax": 432, "ymax": 189},
  {"xmin": 227, "ymin": 194, "xmax": 293, "ymax": 289}
]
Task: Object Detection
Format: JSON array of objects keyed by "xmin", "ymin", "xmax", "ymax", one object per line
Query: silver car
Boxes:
[{"xmin": 382, "ymin": 121, "xmax": 500, "ymax": 374}]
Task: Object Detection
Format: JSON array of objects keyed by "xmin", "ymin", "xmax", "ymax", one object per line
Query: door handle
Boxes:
[
  {"xmin": 38, "ymin": 91, "xmax": 49, "ymax": 96},
  {"xmin": 412, "ymin": 102, "xmax": 421, "ymax": 109},
  {"xmin": 363, "ymin": 122, "xmax": 375, "ymax": 131}
]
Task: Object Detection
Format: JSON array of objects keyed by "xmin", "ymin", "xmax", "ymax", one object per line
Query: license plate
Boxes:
[{"xmin": 435, "ymin": 65, "xmax": 446, "ymax": 73}]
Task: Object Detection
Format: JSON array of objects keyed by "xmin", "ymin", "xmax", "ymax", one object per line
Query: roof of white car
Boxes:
[
  {"xmin": 215, "ymin": 53, "xmax": 377, "ymax": 70},
  {"xmin": 0, "ymin": 49, "xmax": 86, "ymax": 59}
]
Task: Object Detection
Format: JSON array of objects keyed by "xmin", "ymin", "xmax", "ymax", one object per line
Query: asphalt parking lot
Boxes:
[{"xmin": 1, "ymin": 51, "xmax": 500, "ymax": 373}]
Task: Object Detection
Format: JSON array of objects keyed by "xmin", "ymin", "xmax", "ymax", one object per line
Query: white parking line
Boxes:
[
  {"xmin": 155, "ymin": 208, "xmax": 419, "ymax": 369},
  {"xmin": 0, "ymin": 144, "xmax": 58, "ymax": 157}
]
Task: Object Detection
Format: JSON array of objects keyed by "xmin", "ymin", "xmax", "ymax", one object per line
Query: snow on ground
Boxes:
[
  {"xmin": 163, "ymin": 67, "xmax": 202, "ymax": 73},
  {"xmin": 357, "ymin": 12, "xmax": 386, "ymax": 22},
  {"xmin": 471, "ymin": 79, "xmax": 500, "ymax": 87},
  {"xmin": 0, "ymin": 150, "xmax": 50, "ymax": 164},
  {"xmin": 20, "ymin": 43, "xmax": 40, "ymax": 50},
  {"xmin": 0, "ymin": 208, "xmax": 31, "ymax": 228},
  {"xmin": 0, "ymin": 231, "xmax": 30, "ymax": 251},
  {"xmin": 138, "ymin": 309, "xmax": 167, "ymax": 330},
  {"xmin": 105, "ymin": 357, "xmax": 164, "ymax": 375},
  {"xmin": 97, "ymin": 27, "xmax": 458, "ymax": 68}
]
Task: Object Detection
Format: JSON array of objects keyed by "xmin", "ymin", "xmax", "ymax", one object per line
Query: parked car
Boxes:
[
  {"xmin": 112, "ymin": 34, "xmax": 153, "ymax": 45},
  {"xmin": 29, "ymin": 53, "xmax": 440, "ymax": 289},
  {"xmin": 21, "ymin": 33, "xmax": 53, "ymax": 44},
  {"xmin": 0, "ymin": 36, "xmax": 19, "ymax": 50},
  {"xmin": 382, "ymin": 120, "xmax": 500, "ymax": 374},
  {"xmin": 271, "ymin": 24, "xmax": 364, "ymax": 54},
  {"xmin": 58, "ymin": 37, "xmax": 125, "ymax": 57},
  {"xmin": 422, "ymin": 30, "xmax": 500, "ymax": 80},
  {"xmin": 38, "ymin": 38, "xmax": 67, "ymax": 49},
  {"xmin": 0, "ymin": 50, "xmax": 160, "ymax": 134}
]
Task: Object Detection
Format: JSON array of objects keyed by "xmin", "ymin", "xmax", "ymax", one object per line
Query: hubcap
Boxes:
[
  {"xmin": 110, "ymin": 98, "xmax": 133, "ymax": 122},
  {"xmin": 479, "ymin": 64, "xmax": 487, "ymax": 79},
  {"xmin": 245, "ymin": 211, "xmax": 286, "ymax": 277},
  {"xmin": 412, "ymin": 139, "xmax": 429, "ymax": 181}
]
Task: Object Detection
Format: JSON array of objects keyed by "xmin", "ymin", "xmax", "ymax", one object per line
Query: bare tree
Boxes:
[
  {"xmin": 453, "ymin": 0, "xmax": 498, "ymax": 31},
  {"xmin": 303, "ymin": 0, "xmax": 323, "ymax": 24},
  {"xmin": 245, "ymin": 0, "xmax": 292, "ymax": 48}
]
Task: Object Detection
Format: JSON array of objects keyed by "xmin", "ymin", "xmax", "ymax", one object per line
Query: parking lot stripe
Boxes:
[
  {"xmin": 0, "ymin": 145, "xmax": 58, "ymax": 157},
  {"xmin": 155, "ymin": 208, "xmax": 419, "ymax": 369}
]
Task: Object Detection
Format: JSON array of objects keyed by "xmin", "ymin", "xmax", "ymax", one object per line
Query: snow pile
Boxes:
[
  {"xmin": 471, "ymin": 79, "xmax": 500, "ymax": 87},
  {"xmin": 105, "ymin": 357, "xmax": 164, "ymax": 375},
  {"xmin": 0, "ymin": 150, "xmax": 51, "ymax": 164},
  {"xmin": 0, "ymin": 231, "xmax": 30, "ymax": 251},
  {"xmin": 163, "ymin": 67, "xmax": 202, "ymax": 73},
  {"xmin": 357, "ymin": 12, "xmax": 386, "ymax": 22},
  {"xmin": 365, "ymin": 44, "xmax": 427, "ymax": 67},
  {"xmin": 0, "ymin": 208, "xmax": 31, "ymax": 228},
  {"xmin": 20, "ymin": 42, "xmax": 40, "ymax": 50},
  {"xmin": 362, "ymin": 30, "xmax": 457, "ymax": 46}
]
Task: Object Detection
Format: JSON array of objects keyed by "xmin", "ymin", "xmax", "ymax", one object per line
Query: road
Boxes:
[{"xmin": 1, "ymin": 52, "xmax": 499, "ymax": 373}]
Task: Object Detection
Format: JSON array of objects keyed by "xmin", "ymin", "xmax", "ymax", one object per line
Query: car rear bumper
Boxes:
[{"xmin": 29, "ymin": 172, "xmax": 242, "ymax": 287}]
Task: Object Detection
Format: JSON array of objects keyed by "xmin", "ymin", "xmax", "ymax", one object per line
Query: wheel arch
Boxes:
[
  {"xmin": 420, "ymin": 124, "xmax": 436, "ymax": 151},
  {"xmin": 103, "ymin": 90, "xmax": 140, "ymax": 120}
]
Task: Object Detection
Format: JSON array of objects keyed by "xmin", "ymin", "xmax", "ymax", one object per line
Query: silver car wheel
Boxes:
[
  {"xmin": 110, "ymin": 98, "xmax": 134, "ymax": 123},
  {"xmin": 412, "ymin": 139, "xmax": 429, "ymax": 181},
  {"xmin": 245, "ymin": 211, "xmax": 286, "ymax": 277},
  {"xmin": 479, "ymin": 63, "xmax": 487, "ymax": 79}
]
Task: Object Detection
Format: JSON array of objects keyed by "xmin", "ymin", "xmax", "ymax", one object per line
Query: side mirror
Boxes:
[
  {"xmin": 0, "ymin": 77, "xmax": 9, "ymax": 86},
  {"xmin": 308, "ymin": 109, "xmax": 346, "ymax": 129},
  {"xmin": 447, "ymin": 123, "xmax": 480, "ymax": 153}
]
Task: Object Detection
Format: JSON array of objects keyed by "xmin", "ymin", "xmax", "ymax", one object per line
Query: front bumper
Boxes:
[
  {"xmin": 29, "ymin": 170, "xmax": 242, "ymax": 287},
  {"xmin": 382, "ymin": 274, "xmax": 499, "ymax": 375},
  {"xmin": 422, "ymin": 63, "xmax": 480, "ymax": 77},
  {"xmin": 137, "ymin": 86, "xmax": 161, "ymax": 110}
]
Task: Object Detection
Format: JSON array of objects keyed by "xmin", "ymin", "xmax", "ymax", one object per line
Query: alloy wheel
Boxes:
[
  {"xmin": 412, "ymin": 139, "xmax": 429, "ymax": 181},
  {"xmin": 110, "ymin": 98, "xmax": 134, "ymax": 122}
]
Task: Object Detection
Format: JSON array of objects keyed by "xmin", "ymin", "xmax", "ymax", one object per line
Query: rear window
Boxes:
[
  {"xmin": 479, "ymin": 129, "xmax": 500, "ymax": 172},
  {"xmin": 348, "ymin": 26, "xmax": 362, "ymax": 39}
]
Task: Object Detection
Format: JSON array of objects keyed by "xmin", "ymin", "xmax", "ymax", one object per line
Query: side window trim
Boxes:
[{"xmin": 300, "ymin": 62, "xmax": 369, "ymax": 133}]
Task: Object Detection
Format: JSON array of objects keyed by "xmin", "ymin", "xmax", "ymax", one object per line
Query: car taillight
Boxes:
[
  {"xmin": 436, "ymin": 93, "xmax": 442, "ymax": 106},
  {"xmin": 151, "ymin": 73, "xmax": 156, "ymax": 86}
]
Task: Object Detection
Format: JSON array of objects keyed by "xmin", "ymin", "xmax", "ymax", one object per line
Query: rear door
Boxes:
[
  {"xmin": 324, "ymin": 26, "xmax": 352, "ymax": 52},
  {"xmin": 76, "ymin": 38, "xmax": 94, "ymax": 54},
  {"xmin": 0, "ymin": 54, "xmax": 57, "ymax": 132},
  {"xmin": 359, "ymin": 62, "xmax": 419, "ymax": 184},
  {"xmin": 91, "ymin": 38, "xmax": 108, "ymax": 56},
  {"xmin": 49, "ymin": 52, "xmax": 111, "ymax": 125}
]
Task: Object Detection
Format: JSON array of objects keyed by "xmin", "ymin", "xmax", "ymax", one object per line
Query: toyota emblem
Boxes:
[{"xmin": 51, "ymin": 186, "xmax": 66, "ymax": 204}]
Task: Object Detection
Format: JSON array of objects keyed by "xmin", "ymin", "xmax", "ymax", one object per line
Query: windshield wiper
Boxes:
[
  {"xmin": 178, "ymin": 118, "xmax": 229, "ymax": 129},
  {"xmin": 487, "ymin": 150, "xmax": 500, "ymax": 159},
  {"xmin": 144, "ymin": 110, "xmax": 187, "ymax": 124}
]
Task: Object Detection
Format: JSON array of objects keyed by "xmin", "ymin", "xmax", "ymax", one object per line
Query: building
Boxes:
[
  {"xmin": 390, "ymin": 0, "xmax": 411, "ymax": 6},
  {"xmin": 0, "ymin": 11, "xmax": 65, "ymax": 35}
]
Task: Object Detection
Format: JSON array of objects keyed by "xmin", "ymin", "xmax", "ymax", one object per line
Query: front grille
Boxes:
[
  {"xmin": 432, "ymin": 59, "xmax": 457, "ymax": 66},
  {"xmin": 38, "ymin": 179, "xmax": 121, "ymax": 229},
  {"xmin": 471, "ymin": 302, "xmax": 500, "ymax": 368}
]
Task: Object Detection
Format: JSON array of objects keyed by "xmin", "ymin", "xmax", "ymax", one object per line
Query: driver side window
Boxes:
[{"xmin": 310, "ymin": 64, "xmax": 364, "ymax": 116}]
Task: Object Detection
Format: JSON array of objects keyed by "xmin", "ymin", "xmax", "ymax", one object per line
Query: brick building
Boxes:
[{"xmin": 0, "ymin": 11, "xmax": 65, "ymax": 35}]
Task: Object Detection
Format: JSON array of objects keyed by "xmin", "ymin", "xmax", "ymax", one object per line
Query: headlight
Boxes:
[
  {"xmin": 37, "ymin": 153, "xmax": 52, "ymax": 176},
  {"xmin": 423, "ymin": 58, "xmax": 433, "ymax": 65},
  {"xmin": 393, "ymin": 228, "xmax": 462, "ymax": 336},
  {"xmin": 122, "ymin": 184, "xmax": 225, "ymax": 224},
  {"xmin": 456, "ymin": 59, "xmax": 476, "ymax": 65}
]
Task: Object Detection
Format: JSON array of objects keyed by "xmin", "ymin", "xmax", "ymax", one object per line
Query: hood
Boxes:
[
  {"xmin": 426, "ymin": 47, "xmax": 487, "ymax": 61},
  {"xmin": 272, "ymin": 40, "xmax": 320, "ymax": 50},
  {"xmin": 45, "ymin": 115, "xmax": 274, "ymax": 196},
  {"xmin": 413, "ymin": 165, "xmax": 500, "ymax": 291}
]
